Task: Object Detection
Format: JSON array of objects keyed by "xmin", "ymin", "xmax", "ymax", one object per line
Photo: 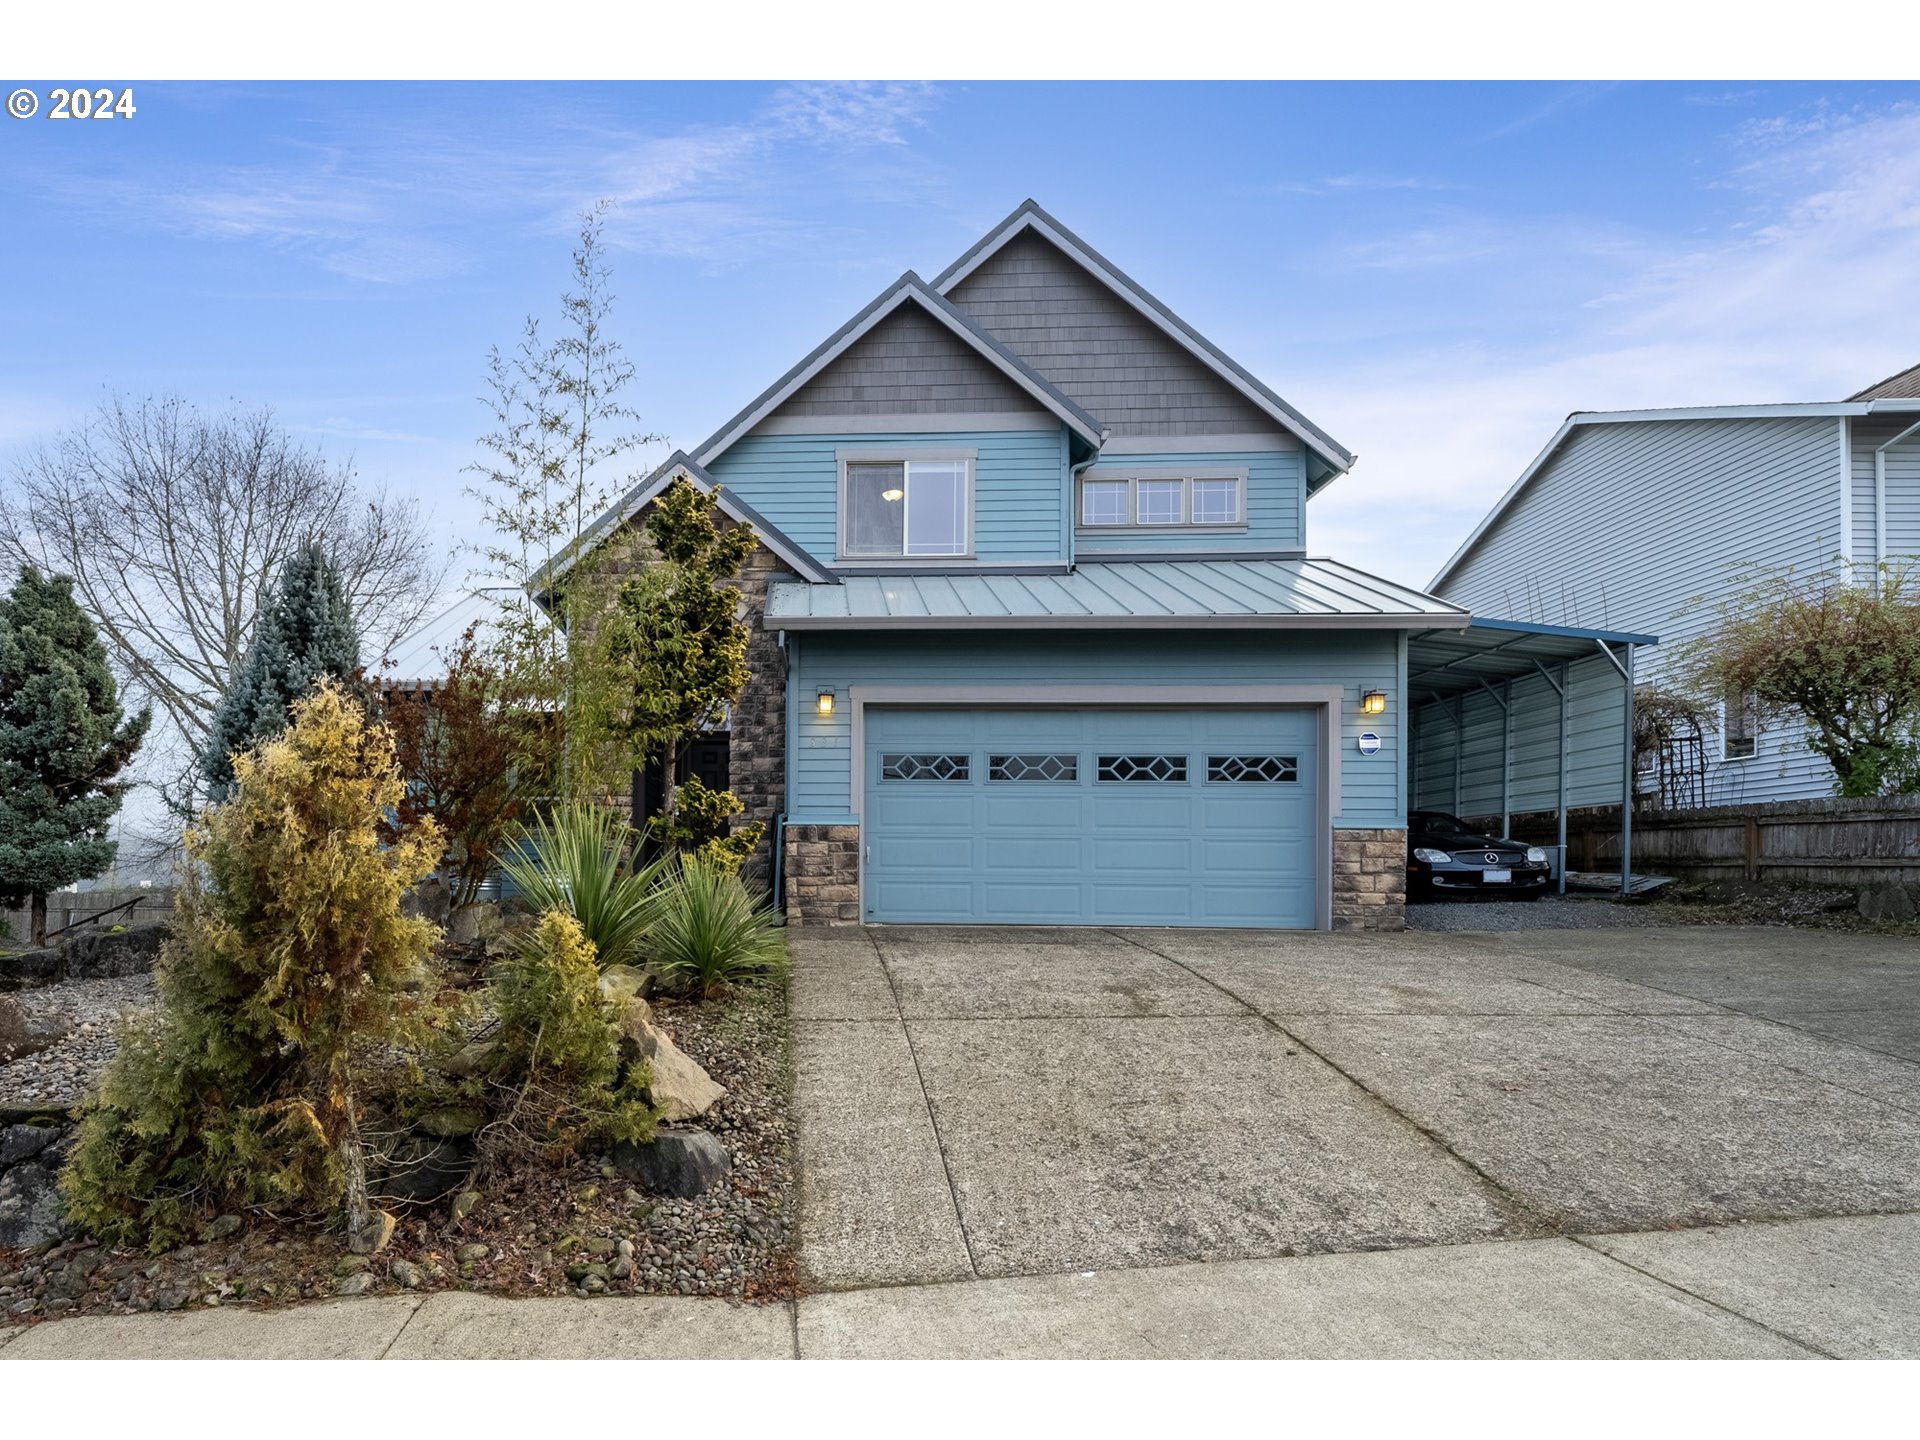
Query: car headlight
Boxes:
[
  {"xmin": 1525, "ymin": 847, "xmax": 1547, "ymax": 863},
  {"xmin": 1412, "ymin": 847, "xmax": 1451, "ymax": 864}
]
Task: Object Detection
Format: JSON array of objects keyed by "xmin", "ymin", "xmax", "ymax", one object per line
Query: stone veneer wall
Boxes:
[
  {"xmin": 727, "ymin": 546, "xmax": 792, "ymax": 889},
  {"xmin": 1332, "ymin": 828, "xmax": 1407, "ymax": 932},
  {"xmin": 783, "ymin": 824, "xmax": 860, "ymax": 924},
  {"xmin": 581, "ymin": 517, "xmax": 791, "ymax": 889}
]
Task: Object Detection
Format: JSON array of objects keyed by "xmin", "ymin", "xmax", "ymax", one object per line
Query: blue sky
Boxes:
[{"xmin": 5, "ymin": 79, "xmax": 1920, "ymax": 591}]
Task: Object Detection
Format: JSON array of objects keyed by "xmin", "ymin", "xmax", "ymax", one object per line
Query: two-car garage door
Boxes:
[{"xmin": 861, "ymin": 707, "xmax": 1321, "ymax": 928}]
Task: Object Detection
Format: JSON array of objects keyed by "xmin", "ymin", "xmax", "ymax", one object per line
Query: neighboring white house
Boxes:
[{"xmin": 1429, "ymin": 363, "xmax": 1920, "ymax": 808}]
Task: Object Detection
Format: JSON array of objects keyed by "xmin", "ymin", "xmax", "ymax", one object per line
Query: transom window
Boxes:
[
  {"xmin": 844, "ymin": 459, "xmax": 969, "ymax": 558},
  {"xmin": 1207, "ymin": 755, "xmax": 1299, "ymax": 783},
  {"xmin": 1077, "ymin": 471, "xmax": 1246, "ymax": 530},
  {"xmin": 1097, "ymin": 754, "xmax": 1189, "ymax": 783},
  {"xmin": 988, "ymin": 753, "xmax": 1078, "ymax": 782},
  {"xmin": 881, "ymin": 753, "xmax": 970, "ymax": 782}
]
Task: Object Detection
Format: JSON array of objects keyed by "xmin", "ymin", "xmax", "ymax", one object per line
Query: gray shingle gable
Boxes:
[
  {"xmin": 945, "ymin": 229, "xmax": 1281, "ymax": 438},
  {"xmin": 768, "ymin": 301, "xmax": 1048, "ymax": 418}
]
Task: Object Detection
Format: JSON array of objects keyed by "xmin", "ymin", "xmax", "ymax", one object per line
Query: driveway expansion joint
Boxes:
[
  {"xmin": 866, "ymin": 929, "xmax": 983, "ymax": 1280},
  {"xmin": 1566, "ymin": 1234, "xmax": 1837, "ymax": 1359},
  {"xmin": 375, "ymin": 1295, "xmax": 427, "ymax": 1359},
  {"xmin": 1100, "ymin": 927, "xmax": 1565, "ymax": 1238}
]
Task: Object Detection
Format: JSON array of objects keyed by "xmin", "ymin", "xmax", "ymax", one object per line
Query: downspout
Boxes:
[
  {"xmin": 1837, "ymin": 416, "xmax": 1854, "ymax": 582},
  {"xmin": 1067, "ymin": 430, "xmax": 1107, "ymax": 571},
  {"xmin": 1874, "ymin": 419, "xmax": 1920, "ymax": 566},
  {"xmin": 777, "ymin": 630, "xmax": 796, "ymax": 914}
]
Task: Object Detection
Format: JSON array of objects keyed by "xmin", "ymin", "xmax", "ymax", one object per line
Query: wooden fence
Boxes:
[
  {"xmin": 1481, "ymin": 796, "xmax": 1920, "ymax": 887},
  {"xmin": 2, "ymin": 886, "xmax": 176, "ymax": 945}
]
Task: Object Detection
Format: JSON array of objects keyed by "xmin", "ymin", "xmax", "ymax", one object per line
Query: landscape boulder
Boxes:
[
  {"xmin": 0, "ymin": 996, "xmax": 68, "ymax": 1064},
  {"xmin": 402, "ymin": 874, "xmax": 452, "ymax": 927},
  {"xmin": 1857, "ymin": 882, "xmax": 1917, "ymax": 923},
  {"xmin": 447, "ymin": 902, "xmax": 503, "ymax": 947},
  {"xmin": 610, "ymin": 1129, "xmax": 730, "ymax": 1198},
  {"xmin": 1, "ymin": 1123, "xmax": 63, "ymax": 1166},
  {"xmin": 369, "ymin": 1134, "xmax": 475, "ymax": 1203},
  {"xmin": 617, "ymin": 997, "xmax": 725, "ymax": 1122},
  {"xmin": 0, "ymin": 1159, "xmax": 64, "ymax": 1249},
  {"xmin": 59, "ymin": 924, "xmax": 168, "ymax": 980}
]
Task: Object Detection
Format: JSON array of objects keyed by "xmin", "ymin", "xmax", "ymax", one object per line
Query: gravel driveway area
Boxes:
[{"xmin": 1407, "ymin": 896, "xmax": 1672, "ymax": 931}]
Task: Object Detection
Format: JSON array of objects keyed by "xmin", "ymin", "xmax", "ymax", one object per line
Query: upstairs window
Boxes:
[
  {"xmin": 1077, "ymin": 471, "xmax": 1246, "ymax": 530},
  {"xmin": 843, "ymin": 459, "xmax": 970, "ymax": 558}
]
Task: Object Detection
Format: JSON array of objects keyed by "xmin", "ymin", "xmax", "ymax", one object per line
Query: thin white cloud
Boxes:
[
  {"xmin": 27, "ymin": 83, "xmax": 950, "ymax": 282},
  {"xmin": 1482, "ymin": 82, "xmax": 1621, "ymax": 141},
  {"xmin": 1303, "ymin": 102, "xmax": 1920, "ymax": 591}
]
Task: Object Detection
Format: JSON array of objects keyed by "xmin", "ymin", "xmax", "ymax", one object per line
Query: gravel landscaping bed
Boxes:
[
  {"xmin": 1407, "ymin": 897, "xmax": 1674, "ymax": 931},
  {"xmin": 0, "ymin": 975, "xmax": 154, "ymax": 1112},
  {"xmin": 0, "ymin": 973, "xmax": 796, "ymax": 1323}
]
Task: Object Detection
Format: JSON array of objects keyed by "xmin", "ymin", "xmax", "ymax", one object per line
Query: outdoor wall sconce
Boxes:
[
  {"xmin": 816, "ymin": 689, "xmax": 835, "ymax": 716},
  {"xmin": 1360, "ymin": 689, "xmax": 1388, "ymax": 716}
]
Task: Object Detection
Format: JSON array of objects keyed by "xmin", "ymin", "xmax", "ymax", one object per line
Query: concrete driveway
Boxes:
[{"xmin": 789, "ymin": 925, "xmax": 1920, "ymax": 1290}]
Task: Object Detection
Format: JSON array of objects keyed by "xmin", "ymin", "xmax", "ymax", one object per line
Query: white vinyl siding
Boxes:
[{"xmin": 1438, "ymin": 415, "xmax": 1846, "ymax": 804}]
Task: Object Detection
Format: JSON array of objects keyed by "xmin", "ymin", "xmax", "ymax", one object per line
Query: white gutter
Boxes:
[{"xmin": 1875, "ymin": 418, "xmax": 1920, "ymax": 565}]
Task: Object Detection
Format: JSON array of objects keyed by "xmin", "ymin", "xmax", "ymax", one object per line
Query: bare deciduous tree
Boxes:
[{"xmin": 0, "ymin": 395, "xmax": 448, "ymax": 807}]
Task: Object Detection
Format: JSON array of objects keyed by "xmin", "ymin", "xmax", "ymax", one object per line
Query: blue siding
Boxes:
[
  {"xmin": 706, "ymin": 427, "xmax": 1072, "ymax": 564},
  {"xmin": 1073, "ymin": 449, "xmax": 1307, "ymax": 555},
  {"xmin": 788, "ymin": 629, "xmax": 1403, "ymax": 827}
]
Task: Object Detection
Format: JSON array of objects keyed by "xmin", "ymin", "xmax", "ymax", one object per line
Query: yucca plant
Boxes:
[
  {"xmin": 499, "ymin": 804, "xmax": 668, "ymax": 971},
  {"xmin": 646, "ymin": 854, "xmax": 786, "ymax": 999}
]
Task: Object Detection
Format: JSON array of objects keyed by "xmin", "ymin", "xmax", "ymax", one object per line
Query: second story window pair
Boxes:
[
  {"xmin": 844, "ymin": 458, "xmax": 970, "ymax": 558},
  {"xmin": 1078, "ymin": 470, "xmax": 1246, "ymax": 530}
]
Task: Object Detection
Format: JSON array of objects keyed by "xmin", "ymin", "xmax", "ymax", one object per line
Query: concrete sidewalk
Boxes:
[{"xmin": 4, "ymin": 1211, "xmax": 1915, "ymax": 1359}]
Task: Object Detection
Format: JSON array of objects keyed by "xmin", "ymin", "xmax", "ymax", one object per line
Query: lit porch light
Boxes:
[
  {"xmin": 1360, "ymin": 689, "xmax": 1388, "ymax": 716},
  {"xmin": 816, "ymin": 689, "xmax": 836, "ymax": 716}
]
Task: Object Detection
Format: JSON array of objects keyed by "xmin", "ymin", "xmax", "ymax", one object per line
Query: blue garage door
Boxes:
[{"xmin": 863, "ymin": 707, "xmax": 1320, "ymax": 928}]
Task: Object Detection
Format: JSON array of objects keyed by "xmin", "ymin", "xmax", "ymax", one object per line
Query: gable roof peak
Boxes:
[
  {"xmin": 688, "ymin": 267, "xmax": 1104, "ymax": 462},
  {"xmin": 932, "ymin": 200, "xmax": 1356, "ymax": 482}
]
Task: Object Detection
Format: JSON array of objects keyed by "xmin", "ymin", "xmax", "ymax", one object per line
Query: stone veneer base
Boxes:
[
  {"xmin": 783, "ymin": 823, "xmax": 861, "ymax": 925},
  {"xmin": 1332, "ymin": 827, "xmax": 1409, "ymax": 932},
  {"xmin": 784, "ymin": 823, "xmax": 1406, "ymax": 932}
]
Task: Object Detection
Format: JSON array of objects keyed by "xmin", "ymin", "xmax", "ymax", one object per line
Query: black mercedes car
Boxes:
[{"xmin": 1406, "ymin": 810, "xmax": 1552, "ymax": 899}]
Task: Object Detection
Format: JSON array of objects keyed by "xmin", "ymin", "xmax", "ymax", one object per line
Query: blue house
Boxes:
[{"xmin": 558, "ymin": 202, "xmax": 1649, "ymax": 929}]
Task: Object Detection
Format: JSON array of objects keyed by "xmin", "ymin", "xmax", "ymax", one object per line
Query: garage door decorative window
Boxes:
[
  {"xmin": 988, "ymin": 753, "xmax": 1078, "ymax": 782},
  {"xmin": 1097, "ymin": 754, "xmax": 1189, "ymax": 783},
  {"xmin": 880, "ymin": 753, "xmax": 970, "ymax": 781},
  {"xmin": 1207, "ymin": 755, "xmax": 1299, "ymax": 783}
]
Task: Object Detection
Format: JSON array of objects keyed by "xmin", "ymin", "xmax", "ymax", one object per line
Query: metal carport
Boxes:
[{"xmin": 1407, "ymin": 618, "xmax": 1657, "ymax": 895}]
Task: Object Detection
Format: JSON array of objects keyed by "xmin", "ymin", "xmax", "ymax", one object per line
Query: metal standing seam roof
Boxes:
[
  {"xmin": 381, "ymin": 587, "xmax": 548, "ymax": 687},
  {"xmin": 765, "ymin": 557, "xmax": 1468, "ymax": 630},
  {"xmin": 1407, "ymin": 616, "xmax": 1658, "ymax": 700}
]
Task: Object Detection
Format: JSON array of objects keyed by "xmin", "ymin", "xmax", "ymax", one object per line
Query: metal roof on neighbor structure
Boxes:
[
  {"xmin": 381, "ymin": 587, "xmax": 548, "ymax": 689},
  {"xmin": 1408, "ymin": 616, "xmax": 1657, "ymax": 699},
  {"xmin": 766, "ymin": 557, "xmax": 1468, "ymax": 630}
]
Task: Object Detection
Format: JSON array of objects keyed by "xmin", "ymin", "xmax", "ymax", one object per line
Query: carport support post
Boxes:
[
  {"xmin": 1533, "ymin": 659, "xmax": 1570, "ymax": 895},
  {"xmin": 1557, "ymin": 662, "xmax": 1569, "ymax": 894},
  {"xmin": 1621, "ymin": 644, "xmax": 1636, "ymax": 897}
]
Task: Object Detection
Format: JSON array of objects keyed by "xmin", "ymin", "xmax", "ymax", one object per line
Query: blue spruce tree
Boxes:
[
  {"xmin": 0, "ymin": 568, "xmax": 150, "ymax": 945},
  {"xmin": 202, "ymin": 541, "xmax": 361, "ymax": 800}
]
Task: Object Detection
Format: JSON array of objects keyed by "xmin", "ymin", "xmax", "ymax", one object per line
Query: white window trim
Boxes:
[
  {"xmin": 837, "ymin": 448, "xmax": 977, "ymax": 562},
  {"xmin": 1075, "ymin": 467, "xmax": 1249, "ymax": 533},
  {"xmin": 1720, "ymin": 696, "xmax": 1758, "ymax": 762}
]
